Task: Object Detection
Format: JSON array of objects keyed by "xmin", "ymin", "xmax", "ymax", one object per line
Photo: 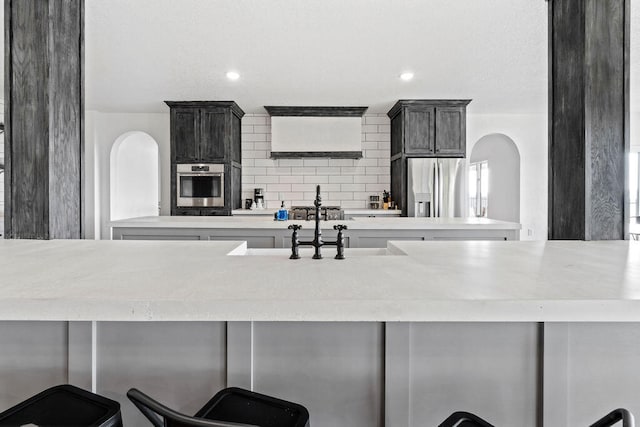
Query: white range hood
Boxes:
[{"xmin": 264, "ymin": 106, "xmax": 367, "ymax": 159}]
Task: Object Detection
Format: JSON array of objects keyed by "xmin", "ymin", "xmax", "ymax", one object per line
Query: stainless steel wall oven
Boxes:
[{"xmin": 176, "ymin": 164, "xmax": 224, "ymax": 207}]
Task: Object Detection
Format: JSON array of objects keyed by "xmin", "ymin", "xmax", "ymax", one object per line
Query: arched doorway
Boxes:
[
  {"xmin": 469, "ymin": 134, "xmax": 521, "ymax": 223},
  {"xmin": 110, "ymin": 132, "xmax": 160, "ymax": 221}
]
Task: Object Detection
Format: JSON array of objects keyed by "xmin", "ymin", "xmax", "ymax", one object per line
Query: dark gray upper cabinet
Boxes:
[
  {"xmin": 387, "ymin": 100, "xmax": 471, "ymax": 158},
  {"xmin": 435, "ymin": 107, "xmax": 465, "ymax": 155},
  {"xmin": 200, "ymin": 109, "xmax": 226, "ymax": 160},
  {"xmin": 173, "ymin": 109, "xmax": 199, "ymax": 162},
  {"xmin": 405, "ymin": 107, "xmax": 435, "ymax": 155},
  {"xmin": 166, "ymin": 101, "xmax": 244, "ymax": 163}
]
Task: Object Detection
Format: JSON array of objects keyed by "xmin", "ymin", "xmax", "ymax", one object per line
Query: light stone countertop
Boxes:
[
  {"xmin": 110, "ymin": 215, "xmax": 521, "ymax": 230},
  {"xmin": 0, "ymin": 239, "xmax": 639, "ymax": 322}
]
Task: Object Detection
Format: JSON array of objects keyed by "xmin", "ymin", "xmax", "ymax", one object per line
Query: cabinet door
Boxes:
[
  {"xmin": 173, "ymin": 109, "xmax": 199, "ymax": 162},
  {"xmin": 404, "ymin": 107, "xmax": 435, "ymax": 155},
  {"xmin": 200, "ymin": 109, "xmax": 226, "ymax": 161},
  {"xmin": 435, "ymin": 107, "xmax": 465, "ymax": 156}
]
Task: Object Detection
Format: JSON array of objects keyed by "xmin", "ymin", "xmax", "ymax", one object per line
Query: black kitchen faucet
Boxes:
[{"xmin": 288, "ymin": 185, "xmax": 348, "ymax": 260}]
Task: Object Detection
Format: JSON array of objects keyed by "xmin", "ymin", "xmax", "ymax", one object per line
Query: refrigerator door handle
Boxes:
[
  {"xmin": 433, "ymin": 160, "xmax": 440, "ymax": 217},
  {"xmin": 438, "ymin": 161, "xmax": 444, "ymax": 217}
]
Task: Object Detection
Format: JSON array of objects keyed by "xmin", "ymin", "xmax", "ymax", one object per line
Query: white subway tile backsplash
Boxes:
[
  {"xmin": 253, "ymin": 142, "xmax": 271, "ymax": 150},
  {"xmin": 252, "ymin": 159, "xmax": 274, "ymax": 167},
  {"xmin": 243, "ymin": 167, "xmax": 267, "ymax": 175},
  {"xmin": 365, "ymin": 133, "xmax": 390, "ymax": 142},
  {"xmin": 304, "ymin": 175, "xmax": 328, "ymax": 184},
  {"xmin": 369, "ymin": 167, "xmax": 390, "ymax": 176},
  {"xmin": 366, "ymin": 150, "xmax": 389, "ymax": 159},
  {"xmin": 242, "ymin": 115, "xmax": 268, "ymax": 126},
  {"xmin": 353, "ymin": 175, "xmax": 378, "ymax": 184},
  {"xmin": 278, "ymin": 159, "xmax": 304, "ymax": 167},
  {"xmin": 240, "ymin": 114, "xmax": 394, "ymax": 209},
  {"xmin": 266, "ymin": 167, "xmax": 292, "ymax": 175},
  {"xmin": 292, "ymin": 167, "xmax": 312, "ymax": 175},
  {"xmin": 303, "ymin": 159, "xmax": 329, "ymax": 167},
  {"xmin": 279, "ymin": 175, "xmax": 301, "ymax": 184},
  {"xmin": 362, "ymin": 141, "xmax": 379, "ymax": 150},
  {"xmin": 366, "ymin": 183, "xmax": 388, "ymax": 192},
  {"xmin": 292, "ymin": 183, "xmax": 318, "ymax": 192},
  {"xmin": 328, "ymin": 175, "xmax": 353, "ymax": 184},
  {"xmin": 243, "ymin": 133, "xmax": 267, "ymax": 142},
  {"xmin": 329, "ymin": 192, "xmax": 353, "ymax": 200},
  {"xmin": 281, "ymin": 192, "xmax": 304, "ymax": 201},
  {"xmin": 254, "ymin": 175, "xmax": 280, "ymax": 184},
  {"xmin": 341, "ymin": 183, "xmax": 366, "ymax": 192},
  {"xmin": 364, "ymin": 116, "xmax": 389, "ymax": 125},
  {"xmin": 354, "ymin": 158, "xmax": 378, "ymax": 167},
  {"xmin": 266, "ymin": 183, "xmax": 292, "ymax": 192},
  {"xmin": 316, "ymin": 167, "xmax": 341, "ymax": 175},
  {"xmin": 244, "ymin": 150, "xmax": 268, "ymax": 159},
  {"xmin": 330, "ymin": 159, "xmax": 355, "ymax": 167},
  {"xmin": 253, "ymin": 125, "xmax": 271, "ymax": 134},
  {"xmin": 340, "ymin": 167, "xmax": 366, "ymax": 175},
  {"xmin": 321, "ymin": 183, "xmax": 342, "ymax": 192}
]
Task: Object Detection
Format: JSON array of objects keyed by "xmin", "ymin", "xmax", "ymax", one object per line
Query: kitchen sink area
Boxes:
[{"xmin": 226, "ymin": 242, "xmax": 408, "ymax": 257}]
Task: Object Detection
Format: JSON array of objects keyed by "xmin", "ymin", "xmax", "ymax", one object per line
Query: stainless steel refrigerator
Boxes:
[{"xmin": 407, "ymin": 158, "xmax": 464, "ymax": 217}]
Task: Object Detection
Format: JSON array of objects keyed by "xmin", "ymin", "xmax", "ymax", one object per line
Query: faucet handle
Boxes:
[
  {"xmin": 288, "ymin": 224, "xmax": 302, "ymax": 231},
  {"xmin": 333, "ymin": 224, "xmax": 348, "ymax": 231}
]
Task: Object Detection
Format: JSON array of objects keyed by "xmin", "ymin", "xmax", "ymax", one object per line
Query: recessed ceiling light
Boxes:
[
  {"xmin": 226, "ymin": 71, "xmax": 240, "ymax": 81},
  {"xmin": 400, "ymin": 72, "xmax": 414, "ymax": 81}
]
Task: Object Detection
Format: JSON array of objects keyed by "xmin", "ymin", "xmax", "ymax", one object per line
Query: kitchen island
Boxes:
[
  {"xmin": 110, "ymin": 215, "xmax": 521, "ymax": 245},
  {"xmin": 1, "ymin": 239, "xmax": 640, "ymax": 427}
]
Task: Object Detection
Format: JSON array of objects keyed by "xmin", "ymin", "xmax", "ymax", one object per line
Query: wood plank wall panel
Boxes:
[
  {"xmin": 549, "ymin": 0, "xmax": 629, "ymax": 240},
  {"xmin": 584, "ymin": 0, "xmax": 626, "ymax": 240},
  {"xmin": 549, "ymin": 0, "xmax": 585, "ymax": 240},
  {"xmin": 7, "ymin": 0, "xmax": 49, "ymax": 239},
  {"xmin": 49, "ymin": 0, "xmax": 83, "ymax": 239},
  {"xmin": 5, "ymin": 0, "xmax": 83, "ymax": 239}
]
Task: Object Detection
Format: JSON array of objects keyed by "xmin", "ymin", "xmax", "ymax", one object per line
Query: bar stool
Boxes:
[
  {"xmin": 128, "ymin": 386, "xmax": 309, "ymax": 427},
  {"xmin": 439, "ymin": 411, "xmax": 494, "ymax": 427},
  {"xmin": 0, "ymin": 384, "xmax": 122, "ymax": 427},
  {"xmin": 590, "ymin": 408, "xmax": 635, "ymax": 427}
]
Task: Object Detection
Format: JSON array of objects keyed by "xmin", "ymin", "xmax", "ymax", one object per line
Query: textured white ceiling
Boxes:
[
  {"xmin": 85, "ymin": 0, "xmax": 552, "ymax": 114},
  {"xmin": 2, "ymin": 0, "xmax": 637, "ymax": 115}
]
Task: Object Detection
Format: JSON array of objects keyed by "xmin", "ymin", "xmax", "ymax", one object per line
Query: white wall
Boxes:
[
  {"xmin": 85, "ymin": 111, "xmax": 170, "ymax": 240},
  {"xmin": 470, "ymin": 134, "xmax": 521, "ymax": 223},
  {"xmin": 467, "ymin": 114, "xmax": 548, "ymax": 240},
  {"xmin": 632, "ymin": 112, "xmax": 640, "ymax": 153},
  {"xmin": 110, "ymin": 132, "xmax": 159, "ymax": 221}
]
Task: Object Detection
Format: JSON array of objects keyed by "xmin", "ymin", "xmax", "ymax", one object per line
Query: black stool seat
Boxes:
[
  {"xmin": 0, "ymin": 384, "xmax": 122, "ymax": 427},
  {"xmin": 439, "ymin": 411, "xmax": 494, "ymax": 427},
  {"xmin": 128, "ymin": 387, "xmax": 309, "ymax": 427},
  {"xmin": 195, "ymin": 388, "xmax": 309, "ymax": 427}
]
